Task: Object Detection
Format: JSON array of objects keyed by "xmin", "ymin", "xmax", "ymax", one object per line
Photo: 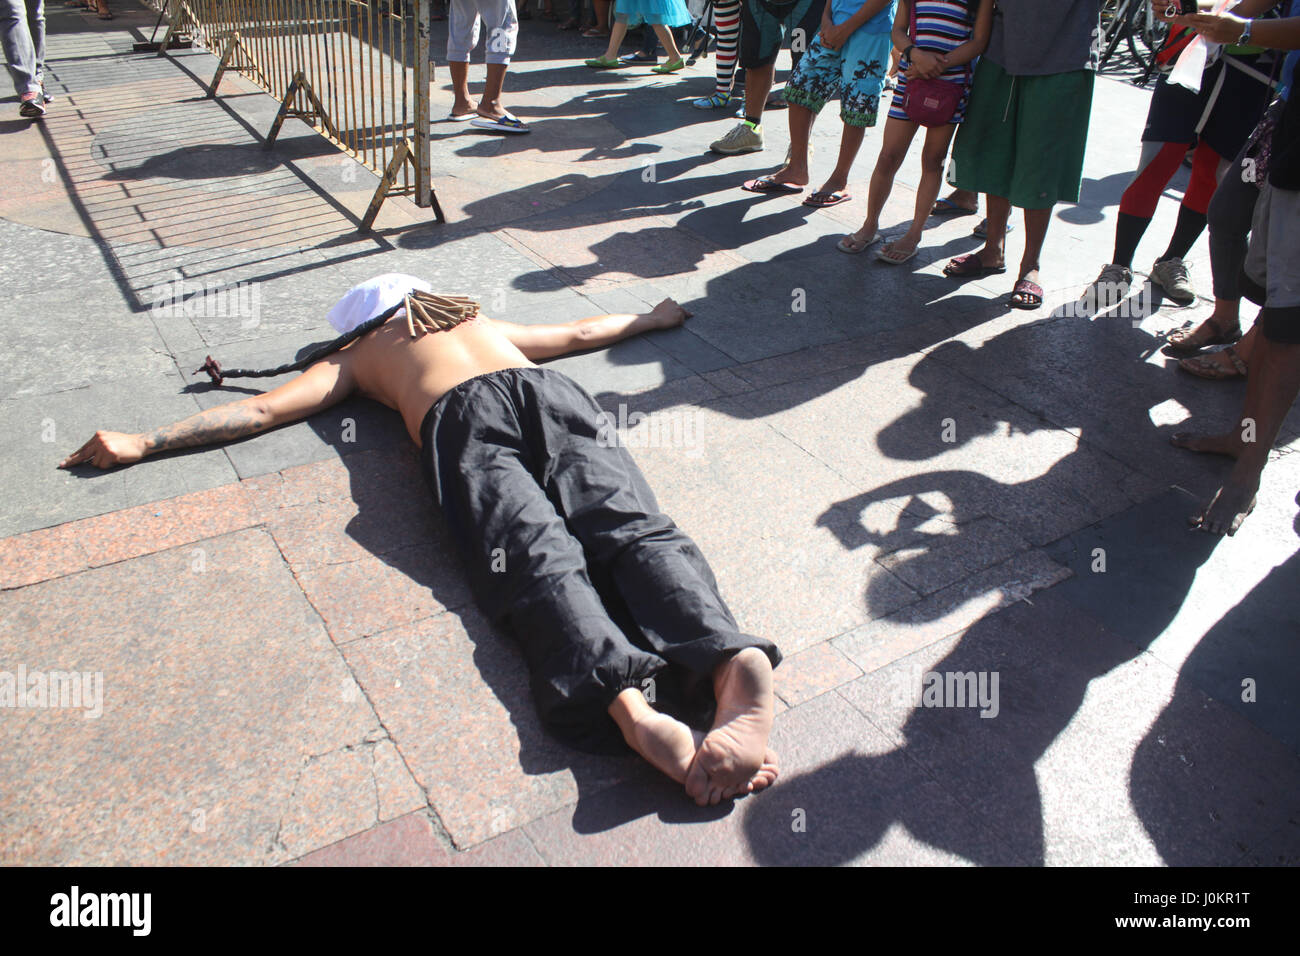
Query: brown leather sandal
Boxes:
[{"xmin": 1178, "ymin": 346, "xmax": 1248, "ymax": 380}]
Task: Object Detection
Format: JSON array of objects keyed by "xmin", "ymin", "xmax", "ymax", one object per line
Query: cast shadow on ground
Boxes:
[
  {"xmin": 1130, "ymin": 548, "xmax": 1300, "ymax": 864},
  {"xmin": 98, "ymin": 138, "xmax": 338, "ymax": 181},
  {"xmin": 736, "ymin": 310, "xmax": 1263, "ymax": 864},
  {"xmin": 743, "ymin": 470, "xmax": 1224, "ymax": 862}
]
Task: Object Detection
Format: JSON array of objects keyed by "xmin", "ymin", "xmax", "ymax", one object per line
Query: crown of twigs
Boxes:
[{"xmin": 403, "ymin": 290, "xmax": 479, "ymax": 337}]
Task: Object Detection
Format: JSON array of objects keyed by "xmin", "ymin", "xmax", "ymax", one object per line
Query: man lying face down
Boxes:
[{"xmin": 60, "ymin": 274, "xmax": 781, "ymax": 806}]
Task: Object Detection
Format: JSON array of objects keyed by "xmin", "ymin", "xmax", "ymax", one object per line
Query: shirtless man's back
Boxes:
[{"xmin": 59, "ymin": 281, "xmax": 780, "ymax": 806}]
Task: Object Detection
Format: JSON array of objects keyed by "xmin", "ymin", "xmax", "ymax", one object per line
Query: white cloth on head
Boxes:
[{"xmin": 326, "ymin": 273, "xmax": 432, "ymax": 334}]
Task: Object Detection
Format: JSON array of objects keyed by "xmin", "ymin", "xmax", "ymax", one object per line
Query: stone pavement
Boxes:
[{"xmin": 1, "ymin": 4, "xmax": 1297, "ymax": 866}]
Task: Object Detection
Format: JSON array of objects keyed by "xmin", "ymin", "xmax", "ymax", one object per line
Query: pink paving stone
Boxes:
[
  {"xmin": 342, "ymin": 607, "xmax": 635, "ymax": 849},
  {"xmin": 292, "ymin": 811, "xmax": 545, "ymax": 866},
  {"xmin": 773, "ymin": 641, "xmax": 865, "ymax": 708},
  {"xmin": 258, "ymin": 473, "xmax": 441, "ymax": 573},
  {"xmin": 67, "ymin": 482, "xmax": 260, "ymax": 568},
  {"xmin": 0, "ymin": 529, "xmax": 386, "ymax": 865},
  {"xmin": 244, "ymin": 447, "xmax": 415, "ymax": 517},
  {"xmin": 623, "ymin": 404, "xmax": 918, "ymax": 656},
  {"xmin": 275, "ymin": 739, "xmax": 427, "ymax": 859},
  {"xmin": 0, "ymin": 523, "xmax": 89, "ymax": 590},
  {"xmin": 294, "ymin": 542, "xmax": 471, "ymax": 644}
]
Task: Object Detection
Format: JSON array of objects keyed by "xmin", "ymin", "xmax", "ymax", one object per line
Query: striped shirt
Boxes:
[{"xmin": 907, "ymin": 0, "xmax": 976, "ymax": 82}]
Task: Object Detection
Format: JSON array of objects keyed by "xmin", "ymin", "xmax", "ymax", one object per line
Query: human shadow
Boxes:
[
  {"xmin": 736, "ymin": 309, "xmax": 1247, "ymax": 863},
  {"xmin": 1129, "ymin": 548, "xmax": 1300, "ymax": 865},
  {"xmin": 743, "ymin": 479, "xmax": 1219, "ymax": 864}
]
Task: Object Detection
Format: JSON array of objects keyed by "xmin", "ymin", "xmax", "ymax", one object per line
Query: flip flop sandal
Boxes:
[
  {"xmin": 876, "ymin": 244, "xmax": 918, "ymax": 265},
  {"xmin": 448, "ymin": 110, "xmax": 476, "ymax": 121},
  {"xmin": 1164, "ymin": 320, "xmax": 1242, "ymax": 354},
  {"xmin": 742, "ymin": 176, "xmax": 803, "ymax": 195},
  {"xmin": 1178, "ymin": 346, "xmax": 1247, "ymax": 380},
  {"xmin": 581, "ymin": 27, "xmax": 608, "ymax": 37},
  {"xmin": 471, "ymin": 114, "xmax": 530, "ymax": 133},
  {"xmin": 932, "ymin": 197, "xmax": 976, "ymax": 217},
  {"xmin": 973, "ymin": 217, "xmax": 1015, "ymax": 237},
  {"xmin": 651, "ymin": 58, "xmax": 686, "ymax": 74},
  {"xmin": 803, "ymin": 190, "xmax": 850, "ymax": 208},
  {"xmin": 1009, "ymin": 278, "xmax": 1044, "ymax": 310},
  {"xmin": 837, "ymin": 232, "xmax": 883, "ymax": 254},
  {"xmin": 584, "ymin": 56, "xmax": 625, "ymax": 68},
  {"xmin": 944, "ymin": 253, "xmax": 1006, "ymax": 278}
]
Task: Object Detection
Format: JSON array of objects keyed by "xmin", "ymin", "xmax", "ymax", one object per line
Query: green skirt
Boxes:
[{"xmin": 950, "ymin": 59, "xmax": 1095, "ymax": 210}]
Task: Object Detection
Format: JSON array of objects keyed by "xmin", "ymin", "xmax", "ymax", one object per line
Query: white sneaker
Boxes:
[
  {"xmin": 1150, "ymin": 257, "xmax": 1196, "ymax": 305},
  {"xmin": 710, "ymin": 121, "xmax": 763, "ymax": 155}
]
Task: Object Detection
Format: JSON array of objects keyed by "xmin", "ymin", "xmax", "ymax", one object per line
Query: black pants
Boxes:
[{"xmin": 421, "ymin": 367, "xmax": 782, "ymax": 753}]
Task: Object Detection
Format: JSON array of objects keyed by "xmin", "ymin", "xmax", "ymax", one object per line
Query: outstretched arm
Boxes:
[
  {"xmin": 489, "ymin": 297, "xmax": 692, "ymax": 362},
  {"xmin": 59, "ymin": 355, "xmax": 355, "ymax": 469}
]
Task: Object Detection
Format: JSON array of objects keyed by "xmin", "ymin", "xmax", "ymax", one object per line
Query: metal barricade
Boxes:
[{"xmin": 147, "ymin": 0, "xmax": 439, "ymax": 229}]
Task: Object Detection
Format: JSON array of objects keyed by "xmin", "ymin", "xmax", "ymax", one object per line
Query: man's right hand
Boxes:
[{"xmin": 59, "ymin": 431, "xmax": 148, "ymax": 470}]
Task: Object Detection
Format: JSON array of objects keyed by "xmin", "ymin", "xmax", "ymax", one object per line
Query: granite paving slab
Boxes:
[{"xmin": 0, "ymin": 528, "xmax": 411, "ymax": 865}]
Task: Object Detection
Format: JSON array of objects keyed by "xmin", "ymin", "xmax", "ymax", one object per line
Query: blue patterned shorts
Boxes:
[{"xmin": 784, "ymin": 28, "xmax": 892, "ymax": 128}]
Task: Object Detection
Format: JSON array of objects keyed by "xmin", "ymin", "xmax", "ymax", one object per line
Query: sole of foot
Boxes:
[
  {"xmin": 627, "ymin": 711, "xmax": 705, "ymax": 784},
  {"xmin": 684, "ymin": 648, "xmax": 777, "ymax": 806}
]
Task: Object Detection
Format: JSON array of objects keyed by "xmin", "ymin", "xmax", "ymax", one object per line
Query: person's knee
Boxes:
[
  {"xmin": 874, "ymin": 144, "xmax": 908, "ymax": 171},
  {"xmin": 919, "ymin": 147, "xmax": 947, "ymax": 176}
]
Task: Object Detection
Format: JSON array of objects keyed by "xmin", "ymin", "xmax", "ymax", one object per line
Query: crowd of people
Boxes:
[
  {"xmin": 428, "ymin": 0, "xmax": 1297, "ymax": 536},
  {"xmin": 7, "ymin": 0, "xmax": 1299, "ymax": 539}
]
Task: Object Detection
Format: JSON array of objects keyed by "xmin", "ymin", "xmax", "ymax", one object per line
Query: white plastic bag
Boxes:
[{"xmin": 1169, "ymin": 0, "xmax": 1233, "ymax": 92}]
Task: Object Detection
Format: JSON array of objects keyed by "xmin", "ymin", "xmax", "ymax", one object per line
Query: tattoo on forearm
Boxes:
[{"xmin": 142, "ymin": 402, "xmax": 267, "ymax": 453}]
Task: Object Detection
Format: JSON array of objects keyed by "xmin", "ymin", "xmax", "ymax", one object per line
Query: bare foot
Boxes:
[
  {"xmin": 838, "ymin": 228, "xmax": 879, "ymax": 253},
  {"xmin": 625, "ymin": 710, "xmax": 705, "ymax": 784},
  {"xmin": 451, "ymin": 97, "xmax": 477, "ymax": 116},
  {"xmin": 685, "ymin": 648, "xmax": 776, "ymax": 806},
  {"xmin": 1169, "ymin": 430, "xmax": 1242, "ymax": 458},
  {"xmin": 879, "ymin": 233, "xmax": 920, "ymax": 262},
  {"xmin": 766, "ymin": 162, "xmax": 809, "ymax": 188},
  {"xmin": 1190, "ymin": 477, "xmax": 1258, "ymax": 535},
  {"xmin": 815, "ymin": 176, "xmax": 848, "ymax": 196},
  {"xmin": 721, "ymin": 748, "xmax": 780, "ymax": 799},
  {"xmin": 1010, "ymin": 267, "xmax": 1043, "ymax": 308},
  {"xmin": 649, "ymin": 297, "xmax": 691, "ymax": 329},
  {"xmin": 933, "ymin": 190, "xmax": 977, "ymax": 215}
]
